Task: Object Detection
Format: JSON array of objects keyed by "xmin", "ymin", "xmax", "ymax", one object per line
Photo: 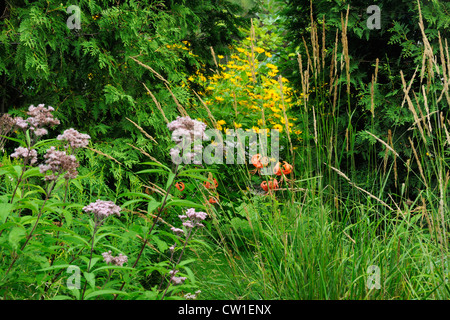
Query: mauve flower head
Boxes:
[
  {"xmin": 0, "ymin": 113, "xmax": 15, "ymax": 131},
  {"xmin": 171, "ymin": 276, "xmax": 187, "ymax": 285},
  {"xmin": 14, "ymin": 117, "xmax": 28, "ymax": 129},
  {"xmin": 102, "ymin": 251, "xmax": 114, "ymax": 264},
  {"xmin": 167, "ymin": 116, "xmax": 207, "ymax": 163},
  {"xmin": 10, "ymin": 147, "xmax": 38, "ymax": 165},
  {"xmin": 184, "ymin": 290, "xmax": 201, "ymax": 300},
  {"xmin": 57, "ymin": 128, "xmax": 91, "ymax": 149},
  {"xmin": 26, "ymin": 104, "xmax": 60, "ymax": 129},
  {"xmin": 113, "ymin": 253, "xmax": 128, "ymax": 266},
  {"xmin": 102, "ymin": 251, "xmax": 128, "ymax": 266},
  {"xmin": 38, "ymin": 146, "xmax": 79, "ymax": 181},
  {"xmin": 178, "ymin": 208, "xmax": 208, "ymax": 229},
  {"xmin": 168, "ymin": 116, "xmax": 207, "ymax": 142},
  {"xmin": 34, "ymin": 128, "xmax": 48, "ymax": 137},
  {"xmin": 182, "ymin": 221, "xmax": 195, "ymax": 229},
  {"xmin": 83, "ymin": 199, "xmax": 121, "ymax": 220},
  {"xmin": 171, "ymin": 227, "xmax": 185, "ymax": 236}
]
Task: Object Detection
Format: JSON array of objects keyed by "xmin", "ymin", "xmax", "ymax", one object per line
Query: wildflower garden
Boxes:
[{"xmin": 1, "ymin": 0, "xmax": 450, "ymax": 300}]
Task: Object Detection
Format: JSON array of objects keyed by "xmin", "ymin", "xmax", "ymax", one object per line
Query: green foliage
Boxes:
[
  {"xmin": 278, "ymin": 0, "xmax": 450, "ymax": 198},
  {"xmin": 0, "ymin": 0, "xmax": 248, "ymax": 196}
]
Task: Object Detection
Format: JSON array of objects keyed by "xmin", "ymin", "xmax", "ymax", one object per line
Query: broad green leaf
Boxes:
[
  {"xmin": 0, "ymin": 135, "xmax": 26, "ymax": 147},
  {"xmin": 165, "ymin": 199, "xmax": 207, "ymax": 210},
  {"xmin": 21, "ymin": 166, "xmax": 45, "ymax": 179},
  {"xmin": 37, "ymin": 264, "xmax": 71, "ymax": 272},
  {"xmin": 166, "ymin": 172, "xmax": 176, "ymax": 190},
  {"xmin": 83, "ymin": 272, "xmax": 96, "ymax": 289},
  {"xmin": 8, "ymin": 226, "xmax": 26, "ymax": 250},
  {"xmin": 121, "ymin": 199, "xmax": 148, "ymax": 208},
  {"xmin": 152, "ymin": 235, "xmax": 169, "ymax": 252},
  {"xmin": 118, "ymin": 192, "xmax": 156, "ymax": 201},
  {"xmin": 70, "ymin": 178, "xmax": 84, "ymax": 192},
  {"xmin": 0, "ymin": 203, "xmax": 14, "ymax": 223},
  {"xmin": 33, "ymin": 138, "xmax": 57, "ymax": 149},
  {"xmin": 60, "ymin": 234, "xmax": 90, "ymax": 247},
  {"xmin": 63, "ymin": 210, "xmax": 73, "ymax": 227},
  {"xmin": 0, "ymin": 221, "xmax": 15, "ymax": 232},
  {"xmin": 147, "ymin": 200, "xmax": 161, "ymax": 214}
]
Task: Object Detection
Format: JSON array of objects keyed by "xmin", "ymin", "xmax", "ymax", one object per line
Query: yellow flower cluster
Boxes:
[
  {"xmin": 192, "ymin": 43, "xmax": 298, "ymax": 135},
  {"xmin": 165, "ymin": 41, "xmax": 199, "ymax": 58}
]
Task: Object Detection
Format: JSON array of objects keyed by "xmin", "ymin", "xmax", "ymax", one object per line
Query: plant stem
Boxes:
[
  {"xmin": 114, "ymin": 164, "xmax": 179, "ymax": 299},
  {"xmin": 3, "ymin": 180, "xmax": 56, "ymax": 279},
  {"xmin": 160, "ymin": 228, "xmax": 193, "ymax": 300},
  {"xmin": 80, "ymin": 217, "xmax": 100, "ymax": 300}
]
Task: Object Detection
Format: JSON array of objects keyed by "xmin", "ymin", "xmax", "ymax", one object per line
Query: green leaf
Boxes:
[
  {"xmin": 140, "ymin": 161, "xmax": 171, "ymax": 172},
  {"xmin": 22, "ymin": 167, "xmax": 44, "ymax": 179},
  {"xmin": 33, "ymin": 138, "xmax": 57, "ymax": 149},
  {"xmin": 148, "ymin": 200, "xmax": 161, "ymax": 214},
  {"xmin": 118, "ymin": 192, "xmax": 156, "ymax": 201},
  {"xmin": 84, "ymin": 289, "xmax": 128, "ymax": 300},
  {"xmin": 83, "ymin": 272, "xmax": 96, "ymax": 289},
  {"xmin": 166, "ymin": 172, "xmax": 176, "ymax": 190},
  {"xmin": 121, "ymin": 199, "xmax": 149, "ymax": 208},
  {"xmin": 8, "ymin": 226, "xmax": 26, "ymax": 250},
  {"xmin": 0, "ymin": 203, "xmax": 14, "ymax": 223},
  {"xmin": 152, "ymin": 235, "xmax": 169, "ymax": 252},
  {"xmin": 165, "ymin": 199, "xmax": 207, "ymax": 210},
  {"xmin": 63, "ymin": 210, "xmax": 73, "ymax": 227},
  {"xmin": 60, "ymin": 234, "xmax": 90, "ymax": 247},
  {"xmin": 37, "ymin": 264, "xmax": 71, "ymax": 272},
  {"xmin": 52, "ymin": 295, "xmax": 74, "ymax": 300},
  {"xmin": 135, "ymin": 169, "xmax": 169, "ymax": 175},
  {"xmin": 0, "ymin": 135, "xmax": 26, "ymax": 147}
]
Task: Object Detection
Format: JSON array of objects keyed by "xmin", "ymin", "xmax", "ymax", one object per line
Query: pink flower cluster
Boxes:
[
  {"xmin": 169, "ymin": 270, "xmax": 187, "ymax": 285},
  {"xmin": 57, "ymin": 128, "xmax": 91, "ymax": 149},
  {"xmin": 83, "ymin": 199, "xmax": 121, "ymax": 220},
  {"xmin": 171, "ymin": 227, "xmax": 185, "ymax": 235},
  {"xmin": 14, "ymin": 104, "xmax": 60, "ymax": 137},
  {"xmin": 178, "ymin": 208, "xmax": 208, "ymax": 229},
  {"xmin": 102, "ymin": 251, "xmax": 128, "ymax": 266},
  {"xmin": 10, "ymin": 147, "xmax": 38, "ymax": 165},
  {"xmin": 171, "ymin": 208, "xmax": 208, "ymax": 236},
  {"xmin": 38, "ymin": 146, "xmax": 79, "ymax": 180},
  {"xmin": 184, "ymin": 290, "xmax": 201, "ymax": 300},
  {"xmin": 167, "ymin": 116, "xmax": 207, "ymax": 164}
]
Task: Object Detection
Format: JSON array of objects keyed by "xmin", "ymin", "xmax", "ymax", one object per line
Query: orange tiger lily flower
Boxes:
[
  {"xmin": 261, "ymin": 179, "xmax": 279, "ymax": 192},
  {"xmin": 175, "ymin": 181, "xmax": 185, "ymax": 192},
  {"xmin": 208, "ymin": 197, "xmax": 218, "ymax": 204},
  {"xmin": 251, "ymin": 154, "xmax": 263, "ymax": 169},
  {"xmin": 203, "ymin": 178, "xmax": 218, "ymax": 189},
  {"xmin": 273, "ymin": 161, "xmax": 293, "ymax": 176}
]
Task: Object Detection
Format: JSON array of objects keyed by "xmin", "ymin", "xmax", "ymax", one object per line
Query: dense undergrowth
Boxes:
[{"xmin": 1, "ymin": 0, "xmax": 450, "ymax": 300}]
